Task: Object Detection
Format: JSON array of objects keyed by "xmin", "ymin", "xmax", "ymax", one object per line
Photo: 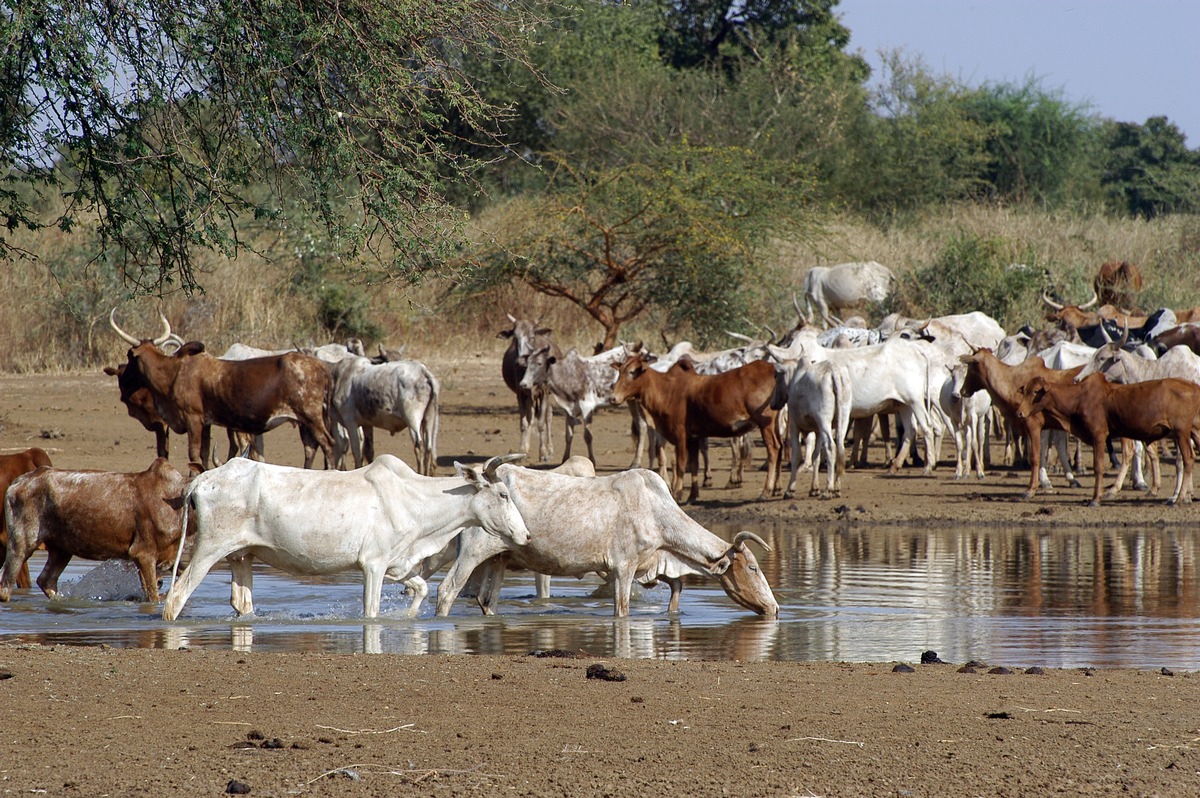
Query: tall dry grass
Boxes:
[{"xmin": 4, "ymin": 205, "xmax": 1200, "ymax": 372}]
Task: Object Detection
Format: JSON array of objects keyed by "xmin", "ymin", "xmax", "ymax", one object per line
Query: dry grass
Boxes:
[{"xmin": 4, "ymin": 205, "xmax": 1200, "ymax": 372}]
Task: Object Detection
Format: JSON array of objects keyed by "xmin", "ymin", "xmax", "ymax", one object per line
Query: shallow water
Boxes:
[{"xmin": 3, "ymin": 525, "xmax": 1198, "ymax": 668}]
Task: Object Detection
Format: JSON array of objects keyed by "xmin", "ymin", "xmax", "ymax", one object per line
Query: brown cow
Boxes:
[
  {"xmin": 0, "ymin": 458, "xmax": 191, "ymax": 602},
  {"xmin": 1154, "ymin": 324, "xmax": 1200, "ymax": 356},
  {"xmin": 0, "ymin": 448, "xmax": 53, "ymax": 589},
  {"xmin": 1014, "ymin": 373, "xmax": 1200, "ymax": 506},
  {"xmin": 111, "ymin": 314, "xmax": 335, "ymax": 470},
  {"xmin": 956, "ymin": 349, "xmax": 1084, "ymax": 500},
  {"xmin": 609, "ymin": 352, "xmax": 781, "ymax": 503},
  {"xmin": 1042, "ymin": 291, "xmax": 1149, "ymax": 331},
  {"xmin": 1094, "ymin": 260, "xmax": 1143, "ymax": 309}
]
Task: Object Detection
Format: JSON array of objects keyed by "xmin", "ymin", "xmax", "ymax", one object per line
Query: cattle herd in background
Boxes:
[{"xmin": 1, "ymin": 257, "xmax": 1197, "ymax": 622}]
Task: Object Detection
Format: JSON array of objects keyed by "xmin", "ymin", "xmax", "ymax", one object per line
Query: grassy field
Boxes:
[{"xmin": 4, "ymin": 205, "xmax": 1199, "ymax": 371}]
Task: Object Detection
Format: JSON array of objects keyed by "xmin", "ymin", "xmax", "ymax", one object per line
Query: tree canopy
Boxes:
[{"xmin": 1, "ymin": 0, "xmax": 537, "ymax": 292}]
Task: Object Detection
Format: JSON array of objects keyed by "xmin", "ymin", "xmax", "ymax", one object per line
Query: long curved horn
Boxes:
[
  {"xmin": 1118, "ymin": 321, "xmax": 1129, "ymax": 349},
  {"xmin": 482, "ymin": 452, "xmax": 525, "ymax": 481},
  {"xmin": 732, "ymin": 531, "xmax": 772, "ymax": 552},
  {"xmin": 1080, "ymin": 289, "xmax": 1099, "ymax": 310},
  {"xmin": 1041, "ymin": 291, "xmax": 1064, "ymax": 311},
  {"xmin": 109, "ymin": 309, "xmax": 142, "ymax": 346},
  {"xmin": 152, "ymin": 308, "xmax": 173, "ymax": 346},
  {"xmin": 726, "ymin": 331, "xmax": 756, "ymax": 343},
  {"xmin": 792, "ymin": 293, "xmax": 809, "ymax": 325}
]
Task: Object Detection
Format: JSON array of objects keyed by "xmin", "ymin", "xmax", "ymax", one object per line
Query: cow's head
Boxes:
[
  {"xmin": 609, "ymin": 351, "xmax": 656, "ymax": 404},
  {"xmin": 518, "ymin": 346, "xmax": 555, "ymax": 392},
  {"xmin": 1014, "ymin": 376, "xmax": 1050, "ymax": 420},
  {"xmin": 956, "ymin": 348, "xmax": 996, "ymax": 398},
  {"xmin": 498, "ymin": 315, "xmax": 552, "ymax": 365},
  {"xmin": 714, "ymin": 532, "xmax": 778, "ymax": 617},
  {"xmin": 1042, "ymin": 290, "xmax": 1100, "ymax": 328},
  {"xmin": 454, "ymin": 454, "xmax": 531, "ymax": 546}
]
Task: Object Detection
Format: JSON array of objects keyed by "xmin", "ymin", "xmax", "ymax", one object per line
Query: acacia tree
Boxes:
[
  {"xmin": 1, "ymin": 1, "xmax": 537, "ymax": 293},
  {"xmin": 472, "ymin": 147, "xmax": 813, "ymax": 349}
]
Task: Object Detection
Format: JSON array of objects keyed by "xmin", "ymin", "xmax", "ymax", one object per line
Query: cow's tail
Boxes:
[
  {"xmin": 423, "ymin": 367, "xmax": 441, "ymax": 475},
  {"xmin": 170, "ymin": 481, "xmax": 197, "ymax": 591}
]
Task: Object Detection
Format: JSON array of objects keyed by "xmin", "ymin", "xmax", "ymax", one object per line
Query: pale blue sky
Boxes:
[{"xmin": 837, "ymin": 0, "xmax": 1200, "ymax": 145}]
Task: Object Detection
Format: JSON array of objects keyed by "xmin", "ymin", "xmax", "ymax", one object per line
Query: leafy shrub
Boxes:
[{"xmin": 898, "ymin": 232, "xmax": 1044, "ymax": 330}]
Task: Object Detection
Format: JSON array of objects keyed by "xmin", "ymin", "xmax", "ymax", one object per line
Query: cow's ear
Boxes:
[
  {"xmin": 454, "ymin": 461, "xmax": 485, "ymax": 488},
  {"xmin": 498, "ymin": 329, "xmax": 514, "ymax": 340},
  {"xmin": 546, "ymin": 355, "xmax": 557, "ymax": 367},
  {"xmin": 103, "ymin": 366, "xmax": 118, "ymax": 376},
  {"xmin": 535, "ymin": 327, "xmax": 552, "ymax": 336},
  {"xmin": 709, "ymin": 555, "xmax": 731, "ymax": 575}
]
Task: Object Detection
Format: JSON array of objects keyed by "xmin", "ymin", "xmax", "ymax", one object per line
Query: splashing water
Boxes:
[{"xmin": 60, "ymin": 560, "xmax": 153, "ymax": 602}]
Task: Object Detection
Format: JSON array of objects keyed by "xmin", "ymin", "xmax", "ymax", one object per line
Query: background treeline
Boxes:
[{"xmin": 4, "ymin": 0, "xmax": 1200, "ymax": 370}]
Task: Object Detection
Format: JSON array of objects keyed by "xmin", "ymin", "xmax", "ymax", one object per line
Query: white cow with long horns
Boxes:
[{"xmin": 162, "ymin": 454, "xmax": 530, "ymax": 620}]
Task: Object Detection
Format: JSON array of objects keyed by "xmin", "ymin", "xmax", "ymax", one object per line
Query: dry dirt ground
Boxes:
[{"xmin": 1, "ymin": 355, "xmax": 1199, "ymax": 796}]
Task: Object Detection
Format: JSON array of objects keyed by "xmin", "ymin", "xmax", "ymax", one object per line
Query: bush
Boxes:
[{"xmin": 898, "ymin": 233, "xmax": 1045, "ymax": 330}]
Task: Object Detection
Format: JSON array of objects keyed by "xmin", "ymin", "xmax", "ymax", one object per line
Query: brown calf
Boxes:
[
  {"xmin": 610, "ymin": 352, "xmax": 781, "ymax": 503},
  {"xmin": 0, "ymin": 448, "xmax": 53, "ymax": 589},
  {"xmin": 0, "ymin": 458, "xmax": 191, "ymax": 602},
  {"xmin": 1094, "ymin": 260, "xmax": 1143, "ymax": 310},
  {"xmin": 957, "ymin": 349, "xmax": 1083, "ymax": 500},
  {"xmin": 1015, "ymin": 373, "xmax": 1200, "ymax": 506}
]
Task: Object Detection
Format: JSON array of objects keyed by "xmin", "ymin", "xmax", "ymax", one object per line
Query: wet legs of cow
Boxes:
[
  {"xmin": 401, "ymin": 575, "xmax": 428, "ymax": 616},
  {"xmin": 664, "ymin": 576, "xmax": 683, "ymax": 613},
  {"xmin": 162, "ymin": 542, "xmax": 243, "ymax": 620},
  {"xmin": 227, "ymin": 555, "xmax": 254, "ymax": 615},
  {"xmin": 0, "ymin": 537, "xmax": 36, "ymax": 601},
  {"xmin": 611, "ymin": 568, "xmax": 635, "ymax": 617},
  {"xmin": 361, "ymin": 563, "xmax": 385, "ymax": 618},
  {"xmin": 32, "ymin": 547, "xmax": 73, "ymax": 598},
  {"xmin": 475, "ymin": 557, "xmax": 509, "ymax": 615}
]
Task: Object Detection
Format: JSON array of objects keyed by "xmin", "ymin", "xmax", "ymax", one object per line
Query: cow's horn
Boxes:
[
  {"xmin": 109, "ymin": 309, "xmax": 142, "ymax": 346},
  {"xmin": 792, "ymin": 293, "xmax": 808, "ymax": 325},
  {"xmin": 1118, "ymin": 321, "xmax": 1129, "ymax": 348},
  {"xmin": 1041, "ymin": 291, "xmax": 1064, "ymax": 311},
  {"xmin": 152, "ymin": 308, "xmax": 173, "ymax": 346},
  {"xmin": 732, "ymin": 531, "xmax": 771, "ymax": 552},
  {"xmin": 1080, "ymin": 289, "xmax": 1099, "ymax": 310},
  {"xmin": 482, "ymin": 452, "xmax": 524, "ymax": 481}
]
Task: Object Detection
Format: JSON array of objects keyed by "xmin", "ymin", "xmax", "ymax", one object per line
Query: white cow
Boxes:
[
  {"xmin": 434, "ymin": 464, "xmax": 779, "ymax": 618},
  {"xmin": 329, "ymin": 355, "xmax": 440, "ymax": 474},
  {"xmin": 776, "ymin": 356, "xmax": 852, "ymax": 499},
  {"xmin": 768, "ymin": 335, "xmax": 937, "ymax": 474},
  {"xmin": 802, "ymin": 261, "xmax": 895, "ymax": 328},
  {"xmin": 162, "ymin": 454, "xmax": 529, "ymax": 620}
]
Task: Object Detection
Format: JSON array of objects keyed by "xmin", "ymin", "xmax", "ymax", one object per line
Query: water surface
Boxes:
[{"xmin": 3, "ymin": 525, "xmax": 1197, "ymax": 668}]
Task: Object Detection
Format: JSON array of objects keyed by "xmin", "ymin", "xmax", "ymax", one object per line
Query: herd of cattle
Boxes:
[
  {"xmin": 0, "ymin": 311, "xmax": 779, "ymax": 620},
  {"xmin": 1, "ymin": 256, "xmax": 1198, "ymax": 622}
]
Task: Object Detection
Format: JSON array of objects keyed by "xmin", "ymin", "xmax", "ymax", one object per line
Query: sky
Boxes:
[{"xmin": 836, "ymin": 0, "xmax": 1200, "ymax": 146}]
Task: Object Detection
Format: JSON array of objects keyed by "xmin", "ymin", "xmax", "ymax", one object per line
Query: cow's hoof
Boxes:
[
  {"xmin": 1086, "ymin": 500, "xmax": 1101, "ymax": 507},
  {"xmin": 1068, "ymin": 479, "xmax": 1083, "ymax": 489},
  {"xmin": 1133, "ymin": 482, "xmax": 1149, "ymax": 492},
  {"xmin": 1020, "ymin": 490, "xmax": 1036, "ymax": 500}
]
